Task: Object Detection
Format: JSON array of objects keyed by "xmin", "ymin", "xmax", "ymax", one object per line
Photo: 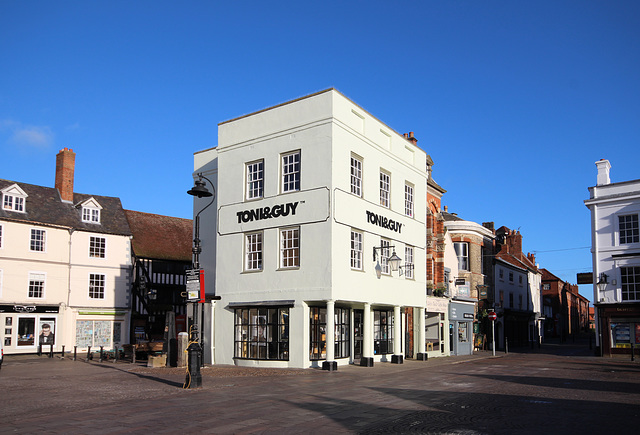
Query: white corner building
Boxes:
[
  {"xmin": 585, "ymin": 159, "xmax": 640, "ymax": 356},
  {"xmin": 194, "ymin": 89, "xmax": 432, "ymax": 369}
]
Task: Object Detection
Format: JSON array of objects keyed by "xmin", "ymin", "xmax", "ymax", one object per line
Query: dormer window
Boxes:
[
  {"xmin": 79, "ymin": 198, "xmax": 102, "ymax": 224},
  {"xmin": 2, "ymin": 184, "xmax": 27, "ymax": 213},
  {"xmin": 83, "ymin": 207, "xmax": 100, "ymax": 223}
]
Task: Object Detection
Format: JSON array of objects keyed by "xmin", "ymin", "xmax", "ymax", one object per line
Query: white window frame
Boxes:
[
  {"xmin": 245, "ymin": 232, "xmax": 263, "ymax": 272},
  {"xmin": 405, "ymin": 246, "xmax": 414, "ymax": 279},
  {"xmin": 89, "ymin": 273, "xmax": 106, "ymax": 299},
  {"xmin": 380, "ymin": 238, "xmax": 391, "ymax": 275},
  {"xmin": 350, "ymin": 155, "xmax": 363, "ymax": 197},
  {"xmin": 3, "ymin": 193, "xmax": 25, "ymax": 212},
  {"xmin": 404, "ymin": 183, "xmax": 414, "ymax": 217},
  {"xmin": 82, "ymin": 206, "xmax": 101, "ymax": 224},
  {"xmin": 281, "ymin": 150, "xmax": 301, "ymax": 193},
  {"xmin": 89, "ymin": 236, "xmax": 107, "ymax": 259},
  {"xmin": 619, "ymin": 214, "xmax": 639, "ymax": 245},
  {"xmin": 350, "ymin": 230, "xmax": 363, "ymax": 270},
  {"xmin": 279, "ymin": 227, "xmax": 300, "ymax": 269},
  {"xmin": 454, "ymin": 242, "xmax": 469, "ymax": 271},
  {"xmin": 620, "ymin": 266, "xmax": 640, "ymax": 302},
  {"xmin": 246, "ymin": 159, "xmax": 264, "ymax": 200},
  {"xmin": 30, "ymin": 228, "xmax": 46, "ymax": 252},
  {"xmin": 28, "ymin": 272, "xmax": 46, "ymax": 299},
  {"xmin": 379, "ymin": 170, "xmax": 390, "ymax": 208}
]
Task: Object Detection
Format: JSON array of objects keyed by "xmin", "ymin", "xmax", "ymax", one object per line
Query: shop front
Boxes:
[
  {"xmin": 1, "ymin": 305, "xmax": 60, "ymax": 354},
  {"xmin": 596, "ymin": 303, "xmax": 640, "ymax": 356},
  {"xmin": 425, "ymin": 296, "xmax": 449, "ymax": 357},
  {"xmin": 449, "ymin": 299, "xmax": 475, "ymax": 356}
]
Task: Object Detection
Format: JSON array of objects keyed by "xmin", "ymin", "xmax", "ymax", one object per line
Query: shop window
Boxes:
[
  {"xmin": 373, "ymin": 309, "xmax": 394, "ymax": 355},
  {"xmin": 425, "ymin": 312, "xmax": 440, "ymax": 352},
  {"xmin": 334, "ymin": 307, "xmax": 350, "ymax": 359},
  {"xmin": 234, "ymin": 307, "xmax": 289, "ymax": 361},
  {"xmin": 309, "ymin": 307, "xmax": 326, "ymax": 360},
  {"xmin": 17, "ymin": 317, "xmax": 35, "ymax": 346},
  {"xmin": 38, "ymin": 318, "xmax": 56, "ymax": 346},
  {"xmin": 458, "ymin": 322, "xmax": 469, "ymax": 343},
  {"xmin": 76, "ymin": 320, "xmax": 112, "ymax": 348}
]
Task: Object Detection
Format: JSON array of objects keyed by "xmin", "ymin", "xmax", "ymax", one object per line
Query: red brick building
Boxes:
[{"xmin": 540, "ymin": 268, "xmax": 590, "ymax": 339}]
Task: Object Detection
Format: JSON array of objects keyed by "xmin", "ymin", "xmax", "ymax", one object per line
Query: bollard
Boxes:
[
  {"xmin": 505, "ymin": 338, "xmax": 509, "ymax": 354},
  {"xmin": 99, "ymin": 346, "xmax": 104, "ymax": 362},
  {"xmin": 632, "ymin": 343, "xmax": 635, "ymax": 362},
  {"xmin": 73, "ymin": 346, "xmax": 77, "ymax": 361},
  {"xmin": 87, "ymin": 346, "xmax": 92, "ymax": 361},
  {"xmin": 61, "ymin": 345, "xmax": 65, "ymax": 359},
  {"xmin": 38, "ymin": 343, "xmax": 42, "ymax": 356},
  {"xmin": 114, "ymin": 346, "xmax": 119, "ymax": 363},
  {"xmin": 49, "ymin": 343, "xmax": 54, "ymax": 358}
]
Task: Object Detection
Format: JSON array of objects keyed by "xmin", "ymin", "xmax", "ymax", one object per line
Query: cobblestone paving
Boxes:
[{"xmin": 1, "ymin": 338, "xmax": 639, "ymax": 434}]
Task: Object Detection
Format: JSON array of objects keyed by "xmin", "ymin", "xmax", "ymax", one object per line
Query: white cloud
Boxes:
[{"xmin": 1, "ymin": 120, "xmax": 54, "ymax": 149}]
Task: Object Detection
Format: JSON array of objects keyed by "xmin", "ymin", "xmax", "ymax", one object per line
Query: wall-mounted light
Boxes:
[
  {"xmin": 373, "ymin": 245, "xmax": 402, "ymax": 274},
  {"xmin": 597, "ymin": 272, "xmax": 608, "ymax": 293}
]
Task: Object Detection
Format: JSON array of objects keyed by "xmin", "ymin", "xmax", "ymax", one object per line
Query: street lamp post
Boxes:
[{"xmin": 185, "ymin": 173, "xmax": 215, "ymax": 389}]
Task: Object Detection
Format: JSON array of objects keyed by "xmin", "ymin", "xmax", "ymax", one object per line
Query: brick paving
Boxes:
[{"xmin": 1, "ymin": 336, "xmax": 639, "ymax": 434}]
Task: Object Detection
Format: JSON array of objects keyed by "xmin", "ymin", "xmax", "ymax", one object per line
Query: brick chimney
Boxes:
[
  {"xmin": 507, "ymin": 230, "xmax": 523, "ymax": 255},
  {"xmin": 55, "ymin": 148, "xmax": 76, "ymax": 202},
  {"xmin": 404, "ymin": 132, "xmax": 418, "ymax": 146}
]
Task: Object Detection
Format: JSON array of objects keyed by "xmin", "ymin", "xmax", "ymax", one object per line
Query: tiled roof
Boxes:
[
  {"xmin": 0, "ymin": 179, "xmax": 131, "ymax": 236},
  {"xmin": 125, "ymin": 210, "xmax": 192, "ymax": 262}
]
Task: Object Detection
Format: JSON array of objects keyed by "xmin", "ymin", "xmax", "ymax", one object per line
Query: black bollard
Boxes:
[
  {"xmin": 99, "ymin": 346, "xmax": 104, "ymax": 362},
  {"xmin": 184, "ymin": 342, "xmax": 202, "ymax": 388},
  {"xmin": 38, "ymin": 343, "xmax": 42, "ymax": 356},
  {"xmin": 49, "ymin": 343, "xmax": 54, "ymax": 358},
  {"xmin": 73, "ymin": 346, "xmax": 77, "ymax": 361},
  {"xmin": 87, "ymin": 346, "xmax": 92, "ymax": 361},
  {"xmin": 114, "ymin": 346, "xmax": 119, "ymax": 363},
  {"xmin": 61, "ymin": 345, "xmax": 65, "ymax": 359}
]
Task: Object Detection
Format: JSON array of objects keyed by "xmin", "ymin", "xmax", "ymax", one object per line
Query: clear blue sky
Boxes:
[{"xmin": 2, "ymin": 1, "xmax": 639, "ymax": 301}]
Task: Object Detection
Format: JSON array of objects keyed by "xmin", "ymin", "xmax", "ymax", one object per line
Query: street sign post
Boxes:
[{"xmin": 489, "ymin": 311, "xmax": 497, "ymax": 356}]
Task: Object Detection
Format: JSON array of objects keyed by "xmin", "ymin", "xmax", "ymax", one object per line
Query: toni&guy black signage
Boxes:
[
  {"xmin": 366, "ymin": 210, "xmax": 402, "ymax": 233},
  {"xmin": 237, "ymin": 201, "xmax": 299, "ymax": 224}
]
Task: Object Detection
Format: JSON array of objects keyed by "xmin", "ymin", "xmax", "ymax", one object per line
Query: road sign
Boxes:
[
  {"xmin": 186, "ymin": 269, "xmax": 205, "ymax": 302},
  {"xmin": 488, "ymin": 312, "xmax": 497, "ymax": 321}
]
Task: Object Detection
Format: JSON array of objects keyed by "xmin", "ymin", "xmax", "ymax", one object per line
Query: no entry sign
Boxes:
[{"xmin": 488, "ymin": 312, "xmax": 497, "ymax": 321}]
